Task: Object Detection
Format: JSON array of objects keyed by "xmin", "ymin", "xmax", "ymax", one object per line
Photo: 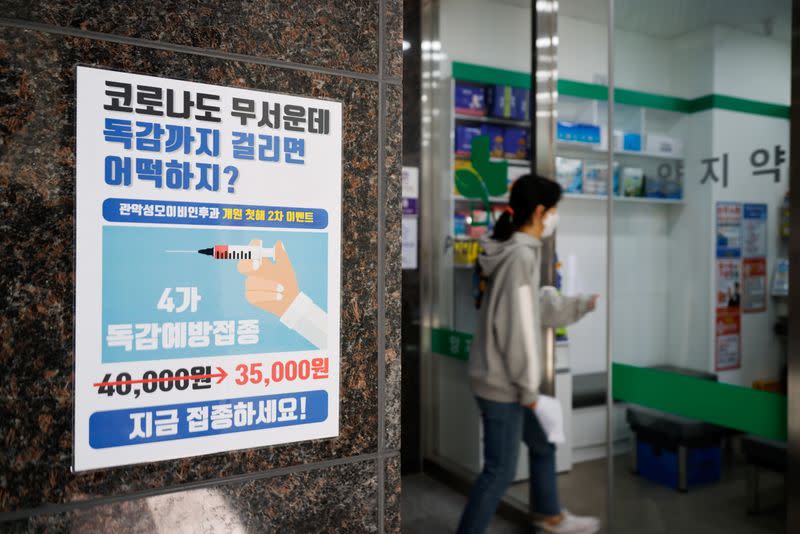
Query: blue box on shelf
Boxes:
[
  {"xmin": 481, "ymin": 124, "xmax": 505, "ymax": 158},
  {"xmin": 637, "ymin": 441, "xmax": 721, "ymax": 491},
  {"xmin": 504, "ymin": 127, "xmax": 529, "ymax": 160},
  {"xmin": 557, "ymin": 121, "xmax": 601, "ymax": 144},
  {"xmin": 486, "ymin": 85, "xmax": 530, "ymax": 120},
  {"xmin": 455, "ymin": 82, "xmax": 487, "ymax": 116},
  {"xmin": 511, "ymin": 87, "xmax": 530, "ymax": 121},
  {"xmin": 663, "ymin": 178, "xmax": 682, "ymax": 199},
  {"xmin": 644, "ymin": 174, "xmax": 665, "ymax": 198},
  {"xmin": 623, "ymin": 132, "xmax": 642, "ymax": 151},
  {"xmin": 455, "ymin": 124, "xmax": 483, "ymax": 156}
]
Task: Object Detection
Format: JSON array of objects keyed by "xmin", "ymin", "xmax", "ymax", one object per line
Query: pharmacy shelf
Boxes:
[
  {"xmin": 453, "ymin": 193, "xmax": 683, "ymax": 205},
  {"xmin": 454, "ymin": 113, "xmax": 531, "ymax": 128},
  {"xmin": 453, "ymin": 194, "xmax": 509, "ymax": 203},
  {"xmin": 563, "ymin": 193, "xmax": 684, "ymax": 205},
  {"xmin": 557, "ymin": 140, "xmax": 684, "ymax": 161},
  {"xmin": 455, "ymin": 155, "xmax": 530, "ymax": 167}
]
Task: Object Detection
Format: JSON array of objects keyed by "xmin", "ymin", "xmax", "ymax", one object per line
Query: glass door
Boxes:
[
  {"xmin": 420, "ymin": 0, "xmax": 614, "ymax": 525},
  {"xmin": 609, "ymin": 1, "xmax": 790, "ymax": 532}
]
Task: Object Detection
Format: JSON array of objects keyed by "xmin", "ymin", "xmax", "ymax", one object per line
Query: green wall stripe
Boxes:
[
  {"xmin": 614, "ymin": 88, "xmax": 691, "ymax": 113},
  {"xmin": 452, "ymin": 61, "xmax": 531, "ymax": 89},
  {"xmin": 452, "ymin": 62, "xmax": 789, "ymax": 119},
  {"xmin": 556, "ymin": 79, "xmax": 608, "ymax": 101},
  {"xmin": 613, "ymin": 363, "xmax": 786, "ymax": 442},
  {"xmin": 687, "ymin": 94, "xmax": 790, "ymax": 119}
]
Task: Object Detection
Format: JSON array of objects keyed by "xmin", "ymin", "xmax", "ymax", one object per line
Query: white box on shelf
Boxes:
[{"xmin": 645, "ymin": 133, "xmax": 683, "ymax": 157}]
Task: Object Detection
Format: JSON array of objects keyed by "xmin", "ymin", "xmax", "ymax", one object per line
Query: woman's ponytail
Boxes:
[{"xmin": 491, "ymin": 210, "xmax": 515, "ymax": 241}]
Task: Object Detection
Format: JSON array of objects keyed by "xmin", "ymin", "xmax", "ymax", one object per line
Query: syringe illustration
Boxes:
[{"xmin": 167, "ymin": 244, "xmax": 276, "ymax": 270}]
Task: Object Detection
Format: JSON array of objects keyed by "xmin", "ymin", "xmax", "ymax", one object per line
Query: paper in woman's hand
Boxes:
[{"xmin": 534, "ymin": 395, "xmax": 566, "ymax": 444}]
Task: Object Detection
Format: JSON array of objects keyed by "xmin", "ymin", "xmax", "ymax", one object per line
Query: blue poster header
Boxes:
[{"xmin": 103, "ymin": 198, "xmax": 328, "ymax": 229}]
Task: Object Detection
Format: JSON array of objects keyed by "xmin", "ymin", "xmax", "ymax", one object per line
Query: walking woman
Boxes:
[{"xmin": 457, "ymin": 175, "xmax": 600, "ymax": 534}]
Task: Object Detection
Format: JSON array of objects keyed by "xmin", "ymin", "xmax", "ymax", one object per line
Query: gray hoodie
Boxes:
[{"xmin": 468, "ymin": 232, "xmax": 593, "ymax": 406}]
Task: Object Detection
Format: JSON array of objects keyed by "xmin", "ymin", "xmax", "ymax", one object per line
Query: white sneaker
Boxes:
[{"xmin": 534, "ymin": 509, "xmax": 601, "ymax": 534}]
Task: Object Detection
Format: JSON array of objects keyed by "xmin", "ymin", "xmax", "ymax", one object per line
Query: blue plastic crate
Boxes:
[{"xmin": 637, "ymin": 441, "xmax": 721, "ymax": 490}]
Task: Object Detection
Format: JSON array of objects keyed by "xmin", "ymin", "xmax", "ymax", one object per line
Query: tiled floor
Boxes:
[
  {"xmin": 401, "ymin": 472, "xmax": 525, "ymax": 534},
  {"xmin": 402, "ymin": 454, "xmax": 785, "ymax": 533}
]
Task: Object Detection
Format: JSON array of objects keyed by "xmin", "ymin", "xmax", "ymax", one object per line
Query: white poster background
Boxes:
[
  {"xmin": 74, "ymin": 67, "xmax": 342, "ymax": 471},
  {"xmin": 402, "ymin": 216, "xmax": 418, "ymax": 270}
]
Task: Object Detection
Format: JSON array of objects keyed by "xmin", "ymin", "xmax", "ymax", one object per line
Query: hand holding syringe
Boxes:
[{"xmin": 169, "ymin": 238, "xmax": 326, "ymax": 349}]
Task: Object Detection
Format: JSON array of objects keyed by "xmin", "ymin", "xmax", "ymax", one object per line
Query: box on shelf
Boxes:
[
  {"xmin": 622, "ymin": 167, "xmax": 644, "ymax": 197},
  {"xmin": 453, "ymin": 238, "xmax": 481, "ymax": 267},
  {"xmin": 772, "ymin": 258, "xmax": 789, "ymax": 296},
  {"xmin": 557, "ymin": 121, "xmax": 601, "ymax": 144},
  {"xmin": 555, "ymin": 156, "xmax": 583, "ymax": 193},
  {"xmin": 455, "ymin": 124, "xmax": 483, "ymax": 156},
  {"xmin": 663, "ymin": 177, "xmax": 682, "ymax": 199},
  {"xmin": 603, "ymin": 129, "xmax": 642, "ymax": 152},
  {"xmin": 481, "ymin": 124, "xmax": 505, "ymax": 158},
  {"xmin": 511, "ymin": 87, "xmax": 530, "ymax": 121},
  {"xmin": 624, "ymin": 133, "xmax": 642, "ymax": 151},
  {"xmin": 468, "ymin": 209, "xmax": 490, "ymax": 239},
  {"xmin": 636, "ymin": 441, "xmax": 721, "ymax": 491},
  {"xmin": 454, "ymin": 212, "xmax": 468, "ymax": 237},
  {"xmin": 487, "ymin": 85, "xmax": 530, "ymax": 120},
  {"xmin": 454, "ymin": 82, "xmax": 486, "ymax": 116},
  {"xmin": 583, "ymin": 161, "xmax": 620, "ymax": 196},
  {"xmin": 645, "ymin": 133, "xmax": 682, "ymax": 156},
  {"xmin": 504, "ymin": 127, "xmax": 529, "ymax": 160},
  {"xmin": 644, "ymin": 174, "xmax": 664, "ymax": 198}
]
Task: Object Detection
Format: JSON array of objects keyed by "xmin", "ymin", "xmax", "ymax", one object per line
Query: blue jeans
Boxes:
[{"xmin": 456, "ymin": 396, "xmax": 561, "ymax": 534}]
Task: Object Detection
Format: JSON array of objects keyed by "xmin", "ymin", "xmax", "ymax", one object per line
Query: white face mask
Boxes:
[{"xmin": 541, "ymin": 211, "xmax": 559, "ymax": 238}]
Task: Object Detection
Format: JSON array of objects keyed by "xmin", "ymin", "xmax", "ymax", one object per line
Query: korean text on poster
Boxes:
[{"xmin": 74, "ymin": 67, "xmax": 342, "ymax": 471}]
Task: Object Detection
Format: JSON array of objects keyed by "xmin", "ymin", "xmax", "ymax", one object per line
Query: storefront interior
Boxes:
[{"xmin": 401, "ymin": 0, "xmax": 793, "ymax": 531}]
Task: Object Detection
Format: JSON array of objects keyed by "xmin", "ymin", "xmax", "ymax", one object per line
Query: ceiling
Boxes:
[{"xmin": 487, "ymin": 0, "xmax": 792, "ymax": 40}]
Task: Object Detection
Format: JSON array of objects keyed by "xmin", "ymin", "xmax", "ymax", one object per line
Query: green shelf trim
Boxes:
[
  {"xmin": 452, "ymin": 62, "xmax": 789, "ymax": 119},
  {"xmin": 613, "ymin": 363, "xmax": 787, "ymax": 442}
]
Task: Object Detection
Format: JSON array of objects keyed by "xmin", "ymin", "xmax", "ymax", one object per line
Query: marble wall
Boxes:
[{"xmin": 0, "ymin": 2, "xmax": 401, "ymax": 532}]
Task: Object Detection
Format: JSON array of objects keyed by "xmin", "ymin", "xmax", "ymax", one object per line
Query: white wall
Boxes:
[
  {"xmin": 713, "ymin": 25, "xmax": 791, "ymax": 104},
  {"xmin": 440, "ymin": 0, "xmax": 532, "ymax": 74}
]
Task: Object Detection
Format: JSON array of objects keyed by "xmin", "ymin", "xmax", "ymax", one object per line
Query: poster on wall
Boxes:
[
  {"xmin": 716, "ymin": 202, "xmax": 742, "ymax": 258},
  {"xmin": 402, "ymin": 166, "xmax": 419, "ymax": 270},
  {"xmin": 402, "ymin": 166, "xmax": 419, "ymax": 216},
  {"xmin": 742, "ymin": 258, "xmax": 767, "ymax": 313},
  {"xmin": 742, "ymin": 203, "xmax": 767, "ymax": 258},
  {"xmin": 402, "ymin": 217, "xmax": 418, "ymax": 270},
  {"xmin": 716, "ymin": 259, "xmax": 742, "ymax": 310},
  {"xmin": 741, "ymin": 203, "xmax": 768, "ymax": 313},
  {"xmin": 74, "ymin": 67, "xmax": 342, "ymax": 471},
  {"xmin": 715, "ymin": 308, "xmax": 741, "ymax": 371}
]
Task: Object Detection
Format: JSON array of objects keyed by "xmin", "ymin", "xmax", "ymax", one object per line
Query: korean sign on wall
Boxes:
[{"xmin": 74, "ymin": 67, "xmax": 342, "ymax": 471}]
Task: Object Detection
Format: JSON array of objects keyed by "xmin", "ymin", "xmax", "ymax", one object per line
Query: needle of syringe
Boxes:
[{"xmin": 165, "ymin": 250, "xmax": 197, "ymax": 253}]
